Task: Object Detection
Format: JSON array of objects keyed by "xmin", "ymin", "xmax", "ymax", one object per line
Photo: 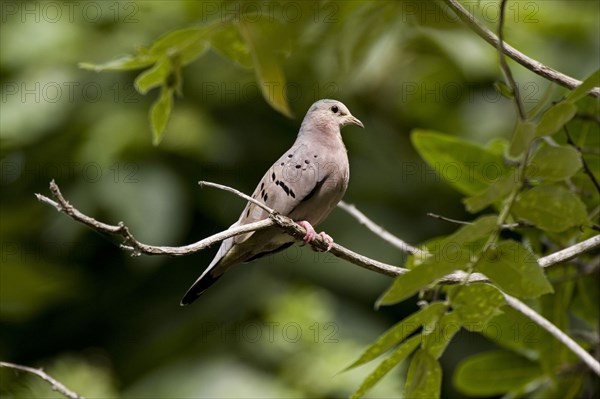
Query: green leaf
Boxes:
[
  {"xmin": 527, "ymin": 144, "xmax": 582, "ymax": 181},
  {"xmin": 494, "ymin": 81, "xmax": 514, "ymax": 98},
  {"xmin": 78, "ymin": 54, "xmax": 157, "ymax": 72},
  {"xmin": 149, "ymin": 27, "xmax": 209, "ymax": 65},
  {"xmin": 485, "ymin": 137, "xmax": 509, "ymax": 156},
  {"xmin": 210, "ymin": 24, "xmax": 253, "ymax": 68},
  {"xmin": 239, "ymin": 21, "xmax": 293, "ymax": 118},
  {"xmin": 482, "ymin": 306, "xmax": 544, "ymax": 356},
  {"xmin": 571, "ymin": 274, "xmax": 599, "ymax": 326},
  {"xmin": 403, "ymin": 349, "xmax": 442, "ymax": 399},
  {"xmin": 535, "ymin": 102, "xmax": 577, "ymax": 137},
  {"xmin": 411, "ymin": 131, "xmax": 510, "ymax": 196},
  {"xmin": 344, "ymin": 302, "xmax": 445, "ymax": 370},
  {"xmin": 421, "ymin": 312, "xmax": 461, "ymax": 358},
  {"xmin": 512, "ymin": 185, "xmax": 588, "ymax": 232},
  {"xmin": 537, "ymin": 268, "xmax": 577, "ymax": 372},
  {"xmin": 444, "ymin": 215, "xmax": 498, "ymax": 243},
  {"xmin": 454, "ymin": 350, "xmax": 544, "ymax": 396},
  {"xmin": 150, "ymin": 87, "xmax": 173, "ymax": 145},
  {"xmin": 350, "ymin": 335, "xmax": 421, "ymax": 399},
  {"xmin": 475, "ymin": 240, "xmax": 553, "ymax": 298},
  {"xmin": 509, "ymin": 120, "xmax": 537, "ymax": 158},
  {"xmin": 463, "ymin": 171, "xmax": 518, "ymax": 213},
  {"xmin": 377, "ymin": 259, "xmax": 464, "ymax": 307},
  {"xmin": 134, "ymin": 59, "xmax": 172, "ymax": 95},
  {"xmin": 432, "ymin": 215, "xmax": 498, "ymax": 262},
  {"xmin": 566, "ymin": 68, "xmax": 600, "ymax": 103},
  {"xmin": 531, "ymin": 375, "xmax": 584, "ymax": 399},
  {"xmin": 481, "ymin": 306, "xmax": 546, "ymax": 359},
  {"xmin": 449, "ymin": 283, "xmax": 505, "ymax": 331},
  {"xmin": 378, "ymin": 216, "xmax": 497, "ymax": 306}
]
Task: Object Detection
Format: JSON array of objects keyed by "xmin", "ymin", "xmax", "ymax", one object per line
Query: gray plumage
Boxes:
[{"xmin": 181, "ymin": 99, "xmax": 363, "ymax": 305}]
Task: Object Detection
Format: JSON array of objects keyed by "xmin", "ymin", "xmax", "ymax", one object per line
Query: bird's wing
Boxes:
[
  {"xmin": 180, "ymin": 143, "xmax": 331, "ymax": 305},
  {"xmin": 234, "ymin": 142, "xmax": 329, "ymax": 240}
]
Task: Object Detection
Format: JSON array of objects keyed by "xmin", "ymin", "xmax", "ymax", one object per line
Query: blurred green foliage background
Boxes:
[{"xmin": 1, "ymin": 0, "xmax": 598, "ymax": 397}]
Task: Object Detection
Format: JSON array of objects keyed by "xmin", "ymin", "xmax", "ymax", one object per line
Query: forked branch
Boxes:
[{"xmin": 36, "ymin": 180, "xmax": 600, "ymax": 376}]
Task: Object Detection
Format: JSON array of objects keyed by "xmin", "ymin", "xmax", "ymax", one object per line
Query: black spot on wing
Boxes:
[
  {"xmin": 278, "ymin": 181, "xmax": 290, "ymax": 196},
  {"xmin": 244, "ymin": 242, "xmax": 294, "ymax": 262},
  {"xmin": 301, "ymin": 179, "xmax": 325, "ymax": 203}
]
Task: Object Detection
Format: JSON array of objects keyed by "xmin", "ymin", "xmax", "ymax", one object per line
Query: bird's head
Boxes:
[{"xmin": 302, "ymin": 99, "xmax": 364, "ymax": 134}]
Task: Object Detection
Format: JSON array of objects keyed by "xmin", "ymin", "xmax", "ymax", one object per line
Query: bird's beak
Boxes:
[{"xmin": 345, "ymin": 114, "xmax": 364, "ymax": 128}]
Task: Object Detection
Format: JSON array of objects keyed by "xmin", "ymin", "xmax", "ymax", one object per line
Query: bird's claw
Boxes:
[
  {"xmin": 297, "ymin": 220, "xmax": 317, "ymax": 242},
  {"xmin": 297, "ymin": 221, "xmax": 334, "ymax": 252},
  {"xmin": 319, "ymin": 232, "xmax": 334, "ymax": 251}
]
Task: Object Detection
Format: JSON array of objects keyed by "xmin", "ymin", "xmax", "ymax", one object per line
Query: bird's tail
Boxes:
[
  {"xmin": 180, "ymin": 268, "xmax": 222, "ymax": 305},
  {"xmin": 180, "ymin": 236, "xmax": 235, "ymax": 306}
]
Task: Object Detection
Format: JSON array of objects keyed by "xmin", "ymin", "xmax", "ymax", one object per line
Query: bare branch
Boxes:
[
  {"xmin": 426, "ymin": 212, "xmax": 526, "ymax": 229},
  {"xmin": 338, "ymin": 201, "xmax": 424, "ymax": 256},
  {"xmin": 199, "ymin": 180, "xmax": 272, "ymax": 213},
  {"xmin": 498, "ymin": 0, "xmax": 526, "ymax": 120},
  {"xmin": 538, "ymin": 234, "xmax": 600, "ymax": 268},
  {"xmin": 36, "ymin": 180, "xmax": 600, "ymax": 375},
  {"xmin": 503, "ymin": 295, "xmax": 600, "ymax": 376},
  {"xmin": 0, "ymin": 361, "xmax": 84, "ymax": 399},
  {"xmin": 35, "ymin": 180, "xmax": 275, "ymax": 256},
  {"xmin": 340, "ymin": 202, "xmax": 600, "ymax": 376},
  {"xmin": 443, "ymin": 0, "xmax": 600, "ymax": 98},
  {"xmin": 565, "ymin": 126, "xmax": 600, "ymax": 195},
  {"xmin": 38, "ymin": 180, "xmax": 599, "ymax": 274},
  {"xmin": 198, "ymin": 182, "xmax": 408, "ymax": 277},
  {"xmin": 36, "ymin": 180, "xmax": 406, "ymax": 276}
]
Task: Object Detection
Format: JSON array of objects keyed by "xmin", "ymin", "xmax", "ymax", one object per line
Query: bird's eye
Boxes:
[{"xmin": 331, "ymin": 105, "xmax": 339, "ymax": 113}]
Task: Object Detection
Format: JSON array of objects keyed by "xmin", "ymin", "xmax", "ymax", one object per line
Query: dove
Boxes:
[{"xmin": 181, "ymin": 99, "xmax": 363, "ymax": 305}]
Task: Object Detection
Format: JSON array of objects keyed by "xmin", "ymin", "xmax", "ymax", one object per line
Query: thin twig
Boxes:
[
  {"xmin": 427, "ymin": 212, "xmax": 471, "ymax": 226},
  {"xmin": 443, "ymin": 0, "xmax": 600, "ymax": 98},
  {"xmin": 426, "ymin": 212, "xmax": 526, "ymax": 229},
  {"xmin": 198, "ymin": 182, "xmax": 408, "ymax": 277},
  {"xmin": 503, "ymin": 295, "xmax": 600, "ymax": 376},
  {"xmin": 36, "ymin": 180, "xmax": 600, "ymax": 375},
  {"xmin": 575, "ymin": 113, "xmax": 600, "ymax": 126},
  {"xmin": 0, "ymin": 361, "xmax": 84, "ymax": 399},
  {"xmin": 36, "ymin": 180, "xmax": 406, "ymax": 276},
  {"xmin": 538, "ymin": 234, "xmax": 600, "ymax": 268},
  {"xmin": 564, "ymin": 126, "xmax": 600, "ymax": 195},
  {"xmin": 340, "ymin": 202, "xmax": 600, "ymax": 376},
  {"xmin": 37, "ymin": 180, "xmax": 599, "ymax": 274},
  {"xmin": 199, "ymin": 181, "xmax": 272, "ymax": 213},
  {"xmin": 338, "ymin": 201, "xmax": 424, "ymax": 256},
  {"xmin": 36, "ymin": 180, "xmax": 275, "ymax": 256},
  {"xmin": 498, "ymin": 0, "xmax": 526, "ymax": 120}
]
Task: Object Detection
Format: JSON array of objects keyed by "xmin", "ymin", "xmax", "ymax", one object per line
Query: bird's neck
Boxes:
[{"xmin": 297, "ymin": 122, "xmax": 343, "ymax": 149}]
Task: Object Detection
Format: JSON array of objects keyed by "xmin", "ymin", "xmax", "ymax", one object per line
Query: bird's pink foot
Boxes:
[
  {"xmin": 297, "ymin": 221, "xmax": 334, "ymax": 252},
  {"xmin": 297, "ymin": 220, "xmax": 317, "ymax": 243},
  {"xmin": 319, "ymin": 232, "xmax": 334, "ymax": 251}
]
